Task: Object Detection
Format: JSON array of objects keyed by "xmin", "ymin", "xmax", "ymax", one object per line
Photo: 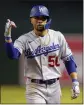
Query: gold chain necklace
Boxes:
[{"xmin": 39, "ymin": 33, "xmax": 50, "ymax": 46}]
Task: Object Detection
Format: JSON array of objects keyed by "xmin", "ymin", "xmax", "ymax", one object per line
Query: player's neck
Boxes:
[{"xmin": 33, "ymin": 29, "xmax": 48, "ymax": 37}]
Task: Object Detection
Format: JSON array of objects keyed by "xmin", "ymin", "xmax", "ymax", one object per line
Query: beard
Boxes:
[{"xmin": 36, "ymin": 24, "xmax": 45, "ymax": 31}]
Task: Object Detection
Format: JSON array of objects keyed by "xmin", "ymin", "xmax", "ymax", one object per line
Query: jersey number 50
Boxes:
[{"xmin": 48, "ymin": 56, "xmax": 60, "ymax": 67}]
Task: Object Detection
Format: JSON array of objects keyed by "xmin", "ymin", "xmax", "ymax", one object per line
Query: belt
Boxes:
[{"xmin": 31, "ymin": 78, "xmax": 59, "ymax": 85}]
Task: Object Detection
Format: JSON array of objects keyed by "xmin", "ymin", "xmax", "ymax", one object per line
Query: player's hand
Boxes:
[
  {"xmin": 4, "ymin": 19, "xmax": 17, "ymax": 37},
  {"xmin": 71, "ymin": 81, "xmax": 80, "ymax": 99}
]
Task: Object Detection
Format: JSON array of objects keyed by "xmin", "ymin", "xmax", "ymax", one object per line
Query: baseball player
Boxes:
[{"xmin": 4, "ymin": 5, "xmax": 80, "ymax": 104}]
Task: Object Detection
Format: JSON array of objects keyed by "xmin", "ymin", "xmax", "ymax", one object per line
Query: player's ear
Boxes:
[{"xmin": 30, "ymin": 18, "xmax": 33, "ymax": 24}]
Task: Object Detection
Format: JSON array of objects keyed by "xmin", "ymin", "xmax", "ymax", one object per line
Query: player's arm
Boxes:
[
  {"xmin": 4, "ymin": 19, "xmax": 21, "ymax": 59},
  {"xmin": 64, "ymin": 55, "xmax": 80, "ymax": 99},
  {"xmin": 59, "ymin": 31, "xmax": 80, "ymax": 99},
  {"xmin": 64, "ymin": 55, "xmax": 77, "ymax": 79}
]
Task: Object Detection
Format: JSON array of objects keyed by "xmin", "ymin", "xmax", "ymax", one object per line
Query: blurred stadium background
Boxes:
[{"xmin": 0, "ymin": 0, "xmax": 83, "ymax": 104}]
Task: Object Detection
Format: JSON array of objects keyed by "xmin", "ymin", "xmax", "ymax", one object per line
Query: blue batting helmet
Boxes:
[
  {"xmin": 30, "ymin": 5, "xmax": 49, "ymax": 18},
  {"xmin": 30, "ymin": 5, "xmax": 51, "ymax": 29}
]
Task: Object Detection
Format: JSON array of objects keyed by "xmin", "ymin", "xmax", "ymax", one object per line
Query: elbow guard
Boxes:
[{"xmin": 64, "ymin": 55, "xmax": 77, "ymax": 75}]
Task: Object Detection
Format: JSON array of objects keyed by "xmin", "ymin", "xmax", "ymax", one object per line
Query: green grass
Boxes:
[
  {"xmin": 61, "ymin": 86, "xmax": 83, "ymax": 104},
  {"xmin": 1, "ymin": 85, "xmax": 26, "ymax": 103},
  {"xmin": 1, "ymin": 85, "xmax": 83, "ymax": 104}
]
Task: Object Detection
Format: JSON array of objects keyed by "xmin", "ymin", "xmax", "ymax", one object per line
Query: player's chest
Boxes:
[{"xmin": 24, "ymin": 36, "xmax": 60, "ymax": 58}]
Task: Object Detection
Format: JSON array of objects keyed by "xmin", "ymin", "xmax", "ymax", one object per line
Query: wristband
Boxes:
[
  {"xmin": 5, "ymin": 37, "xmax": 11, "ymax": 40},
  {"xmin": 72, "ymin": 78, "xmax": 78, "ymax": 82}
]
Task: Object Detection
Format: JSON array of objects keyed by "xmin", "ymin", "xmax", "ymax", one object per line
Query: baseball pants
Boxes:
[{"xmin": 25, "ymin": 78, "xmax": 62, "ymax": 104}]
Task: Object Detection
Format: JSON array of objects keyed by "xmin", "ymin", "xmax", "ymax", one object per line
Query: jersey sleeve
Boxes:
[
  {"xmin": 59, "ymin": 32, "xmax": 72, "ymax": 61},
  {"xmin": 14, "ymin": 35, "xmax": 26, "ymax": 54}
]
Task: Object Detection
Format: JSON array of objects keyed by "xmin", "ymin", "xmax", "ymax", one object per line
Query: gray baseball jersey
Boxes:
[{"xmin": 14, "ymin": 29, "xmax": 72, "ymax": 80}]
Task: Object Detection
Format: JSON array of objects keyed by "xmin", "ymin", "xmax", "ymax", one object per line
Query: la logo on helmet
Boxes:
[{"xmin": 39, "ymin": 7, "xmax": 44, "ymax": 13}]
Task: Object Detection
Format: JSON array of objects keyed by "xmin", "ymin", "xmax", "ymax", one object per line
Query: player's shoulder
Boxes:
[
  {"xmin": 49, "ymin": 29, "xmax": 64, "ymax": 38},
  {"xmin": 17, "ymin": 31, "xmax": 33, "ymax": 41},
  {"xmin": 19, "ymin": 31, "xmax": 32, "ymax": 38}
]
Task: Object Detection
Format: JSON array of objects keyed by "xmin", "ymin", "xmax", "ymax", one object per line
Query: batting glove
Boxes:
[
  {"xmin": 71, "ymin": 81, "xmax": 80, "ymax": 99},
  {"xmin": 4, "ymin": 19, "xmax": 17, "ymax": 37}
]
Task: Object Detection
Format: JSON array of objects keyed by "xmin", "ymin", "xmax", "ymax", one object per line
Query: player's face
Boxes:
[{"xmin": 30, "ymin": 16, "xmax": 47, "ymax": 31}]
